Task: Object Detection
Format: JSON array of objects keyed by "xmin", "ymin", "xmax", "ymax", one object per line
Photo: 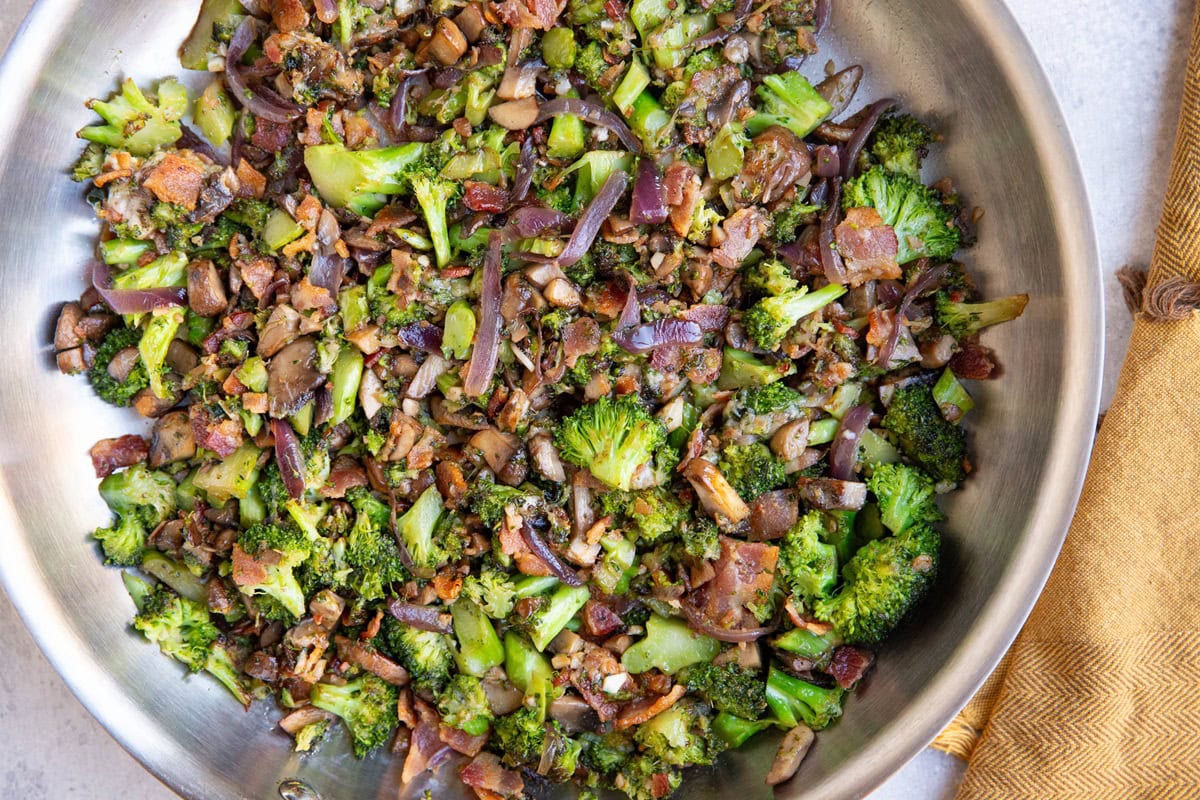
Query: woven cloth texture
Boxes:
[{"xmin": 930, "ymin": 5, "xmax": 1200, "ymax": 797}]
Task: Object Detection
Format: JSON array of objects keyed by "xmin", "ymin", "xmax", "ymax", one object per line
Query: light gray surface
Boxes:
[{"xmin": 0, "ymin": 0, "xmax": 1188, "ymax": 797}]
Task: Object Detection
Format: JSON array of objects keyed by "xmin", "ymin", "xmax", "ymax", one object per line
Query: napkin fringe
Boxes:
[{"xmin": 1143, "ymin": 275, "xmax": 1200, "ymax": 319}]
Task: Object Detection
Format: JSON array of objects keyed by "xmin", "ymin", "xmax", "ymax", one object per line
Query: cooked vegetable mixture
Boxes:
[{"xmin": 53, "ymin": 0, "xmax": 1029, "ymax": 795}]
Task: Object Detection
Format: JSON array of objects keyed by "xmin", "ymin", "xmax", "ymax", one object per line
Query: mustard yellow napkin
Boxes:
[{"xmin": 930, "ymin": 5, "xmax": 1200, "ymax": 797}]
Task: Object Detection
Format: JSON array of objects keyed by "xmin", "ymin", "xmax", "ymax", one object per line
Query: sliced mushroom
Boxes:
[
  {"xmin": 682, "ymin": 458, "xmax": 750, "ymax": 524},
  {"xmin": 267, "ymin": 336, "xmax": 324, "ymax": 418},
  {"xmin": 766, "ymin": 725, "xmax": 815, "ymax": 786},
  {"xmin": 529, "ymin": 432, "xmax": 566, "ymax": 482},
  {"xmin": 488, "ymin": 97, "xmax": 539, "ymax": 130},
  {"xmin": 258, "ymin": 304, "xmax": 301, "ymax": 357},
  {"xmin": 187, "ymin": 258, "xmax": 228, "ymax": 317},
  {"xmin": 149, "ymin": 410, "xmax": 197, "ymax": 467},
  {"xmin": 107, "ymin": 346, "xmax": 141, "ymax": 382},
  {"xmin": 426, "ymin": 17, "xmax": 468, "ymax": 65},
  {"xmin": 469, "ymin": 428, "xmax": 521, "ymax": 474},
  {"xmin": 54, "ymin": 302, "xmax": 85, "ymax": 350},
  {"xmin": 794, "ymin": 476, "xmax": 868, "ymax": 511},
  {"xmin": 549, "ymin": 693, "xmax": 599, "ymax": 734}
]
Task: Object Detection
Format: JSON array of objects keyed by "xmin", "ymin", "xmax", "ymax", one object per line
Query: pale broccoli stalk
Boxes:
[
  {"xmin": 765, "ymin": 667, "xmax": 844, "ymax": 730},
  {"xmin": 621, "ymin": 613, "xmax": 721, "ymax": 675},
  {"xmin": 94, "ymin": 464, "xmax": 178, "ymax": 565},
  {"xmin": 139, "ymin": 306, "xmax": 185, "ymax": 400},
  {"xmin": 78, "ymin": 78, "xmax": 187, "ymax": 156},
  {"xmin": 518, "ymin": 583, "xmax": 591, "ymax": 652},
  {"xmin": 303, "ymin": 142, "xmax": 427, "ymax": 215},
  {"xmin": 935, "ymin": 292, "xmax": 1030, "ymax": 339},
  {"xmin": 747, "ymin": 73, "xmax": 833, "ymax": 138}
]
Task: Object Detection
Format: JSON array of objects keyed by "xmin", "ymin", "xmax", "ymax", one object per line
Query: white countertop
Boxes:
[{"xmin": 0, "ymin": 0, "xmax": 1190, "ymax": 797}]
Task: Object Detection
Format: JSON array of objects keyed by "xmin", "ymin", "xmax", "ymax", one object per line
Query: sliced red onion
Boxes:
[
  {"xmin": 555, "ymin": 170, "xmax": 630, "ymax": 268},
  {"xmin": 463, "ymin": 233, "xmax": 503, "ymax": 398},
  {"xmin": 829, "ymin": 404, "xmax": 871, "ymax": 481},
  {"xmin": 271, "ymin": 418, "xmax": 306, "ymax": 500},
  {"xmin": 876, "ymin": 263, "xmax": 948, "ymax": 367},
  {"xmin": 310, "ymin": 209, "xmax": 347, "ymax": 293},
  {"xmin": 521, "ymin": 521, "xmax": 583, "ymax": 586},
  {"xmin": 682, "ymin": 601, "xmax": 775, "ymax": 642},
  {"xmin": 617, "ymin": 275, "xmax": 641, "ymax": 331},
  {"xmin": 510, "ymin": 135, "xmax": 536, "ymax": 205},
  {"xmin": 230, "ymin": 112, "xmax": 247, "ymax": 168},
  {"xmin": 629, "ymin": 159, "xmax": 668, "ymax": 226},
  {"xmin": 91, "ymin": 261, "xmax": 185, "ymax": 313},
  {"xmin": 839, "ymin": 98, "xmax": 893, "ymax": 180},
  {"xmin": 876, "ymin": 279, "xmax": 904, "ymax": 307},
  {"xmin": 818, "ymin": 178, "xmax": 848, "ymax": 285},
  {"xmin": 385, "ymin": 599, "xmax": 454, "ymax": 634},
  {"xmin": 503, "ymin": 206, "xmax": 572, "ymax": 242},
  {"xmin": 178, "ymin": 124, "xmax": 225, "ymax": 165},
  {"xmin": 691, "ymin": 27, "xmax": 732, "ymax": 50},
  {"xmin": 679, "ymin": 304, "xmax": 729, "ymax": 331},
  {"xmin": 812, "ymin": 145, "xmax": 841, "ymax": 178},
  {"xmin": 395, "ymin": 322, "xmax": 444, "ymax": 354},
  {"xmin": 389, "ymin": 71, "xmax": 430, "ymax": 138},
  {"xmin": 534, "ymin": 98, "xmax": 642, "ymax": 153},
  {"xmin": 613, "ymin": 319, "xmax": 703, "ymax": 354},
  {"xmin": 225, "ymin": 18, "xmax": 303, "ymax": 123}
]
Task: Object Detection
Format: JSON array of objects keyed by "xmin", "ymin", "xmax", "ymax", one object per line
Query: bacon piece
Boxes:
[
  {"xmin": 494, "ymin": 0, "xmax": 564, "ymax": 29},
  {"xmin": 666, "ymin": 163, "xmax": 701, "ymax": 237},
  {"xmin": 569, "ymin": 643, "xmax": 623, "ymax": 722},
  {"xmin": 679, "ymin": 303, "xmax": 729, "ymax": 331},
  {"xmin": 239, "ymin": 257, "xmax": 278, "ymax": 302},
  {"xmin": 439, "ymin": 724, "xmax": 488, "ymax": 757},
  {"xmin": 702, "ymin": 537, "xmax": 779, "ymax": 629},
  {"xmin": 88, "ymin": 434, "xmax": 149, "ymax": 478},
  {"xmin": 320, "ymin": 456, "xmax": 369, "ymax": 498},
  {"xmin": 835, "ymin": 207, "xmax": 901, "ymax": 286},
  {"xmin": 231, "ymin": 542, "xmax": 278, "ymax": 588},
  {"xmin": 251, "ymin": 118, "xmax": 291, "ymax": 153},
  {"xmin": 463, "ymin": 181, "xmax": 511, "ymax": 213},
  {"xmin": 189, "ymin": 404, "xmax": 245, "ymax": 458},
  {"xmin": 950, "ymin": 340, "xmax": 999, "ymax": 380},
  {"xmin": 143, "ymin": 153, "xmax": 207, "ymax": 210},
  {"xmin": 234, "ymin": 159, "xmax": 267, "ymax": 199},
  {"xmin": 271, "ymin": 0, "xmax": 310, "ymax": 33},
  {"xmin": 712, "ymin": 207, "xmax": 769, "ymax": 269},
  {"xmin": 561, "ymin": 316, "xmax": 601, "ymax": 368},
  {"xmin": 829, "ymin": 645, "xmax": 875, "ymax": 690},
  {"xmin": 334, "ymin": 636, "xmax": 410, "ymax": 685},
  {"xmin": 582, "ymin": 600, "xmax": 625, "ymax": 638},
  {"xmin": 614, "ymin": 684, "xmax": 687, "ymax": 731},
  {"xmin": 460, "ymin": 752, "xmax": 524, "ymax": 798},
  {"xmin": 402, "ymin": 722, "xmax": 453, "ymax": 785}
]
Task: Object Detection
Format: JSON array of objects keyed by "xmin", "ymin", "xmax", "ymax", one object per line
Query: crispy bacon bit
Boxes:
[
  {"xmin": 235, "ymin": 159, "xmax": 267, "ymax": 199},
  {"xmin": 291, "ymin": 276, "xmax": 337, "ymax": 315},
  {"xmin": 713, "ymin": 208, "xmax": 769, "ymax": 269},
  {"xmin": 570, "ymin": 644, "xmax": 623, "ymax": 722},
  {"xmin": 460, "ymin": 752, "xmax": 525, "ymax": 798},
  {"xmin": 732, "ymin": 126, "xmax": 811, "ymax": 205},
  {"xmin": 679, "ymin": 304, "xmax": 729, "ymax": 331},
  {"xmin": 189, "ymin": 404, "xmax": 245, "ymax": 458},
  {"xmin": 440, "ymin": 724, "xmax": 488, "ymax": 757},
  {"xmin": 403, "ymin": 722, "xmax": 453, "ymax": 785},
  {"xmin": 239, "ymin": 257, "xmax": 278, "ymax": 302},
  {"xmin": 464, "ymin": 180, "xmax": 511, "ymax": 212},
  {"xmin": 702, "ymin": 537, "xmax": 779, "ymax": 629},
  {"xmin": 231, "ymin": 542, "xmax": 277, "ymax": 588},
  {"xmin": 271, "ymin": 0, "xmax": 310, "ymax": 33},
  {"xmin": 950, "ymin": 340, "xmax": 999, "ymax": 380},
  {"xmin": 614, "ymin": 684, "xmax": 687, "ymax": 731},
  {"xmin": 829, "ymin": 645, "xmax": 875, "ymax": 689},
  {"xmin": 321, "ymin": 455, "xmax": 369, "ymax": 498},
  {"xmin": 561, "ymin": 317, "xmax": 601, "ymax": 368},
  {"xmin": 250, "ymin": 118, "xmax": 291, "ymax": 153},
  {"xmin": 603, "ymin": 0, "xmax": 625, "ymax": 20},
  {"xmin": 582, "ymin": 600, "xmax": 624, "ymax": 639},
  {"xmin": 495, "ymin": 0, "xmax": 564, "ymax": 29},
  {"xmin": 835, "ymin": 207, "xmax": 901, "ymax": 286},
  {"xmin": 88, "ymin": 434, "xmax": 149, "ymax": 478},
  {"xmin": 666, "ymin": 163, "xmax": 701, "ymax": 237},
  {"xmin": 143, "ymin": 153, "xmax": 206, "ymax": 210}
]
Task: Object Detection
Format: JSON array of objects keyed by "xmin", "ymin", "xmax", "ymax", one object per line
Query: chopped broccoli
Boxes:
[
  {"xmin": 309, "ymin": 674, "xmax": 399, "ymax": 757},
  {"xmin": 580, "ymin": 730, "xmax": 635, "ymax": 774},
  {"xmin": 140, "ymin": 306, "xmax": 185, "ymax": 400},
  {"xmin": 93, "ymin": 512, "xmax": 151, "ymax": 567},
  {"xmin": 437, "ymin": 674, "xmax": 493, "ymax": 736},
  {"xmin": 935, "ymin": 292, "xmax": 1030, "ymax": 339},
  {"xmin": 722, "ymin": 382, "xmax": 806, "ymax": 439},
  {"xmin": 773, "ymin": 625, "xmax": 842, "ymax": 669},
  {"xmin": 711, "ymin": 711, "xmax": 774, "ymax": 748},
  {"xmin": 842, "ymin": 166, "xmax": 961, "ymax": 265},
  {"xmin": 303, "ymin": 141, "xmax": 426, "ymax": 215},
  {"xmin": 777, "ymin": 511, "xmax": 839, "ymax": 605},
  {"xmin": 88, "ymin": 326, "xmax": 150, "ymax": 407},
  {"xmin": 555, "ymin": 395, "xmax": 668, "ymax": 492},
  {"xmin": 615, "ymin": 755, "xmax": 681, "ymax": 800},
  {"xmin": 236, "ymin": 523, "xmax": 311, "ymax": 620},
  {"xmin": 343, "ymin": 487, "xmax": 410, "ymax": 601},
  {"xmin": 743, "ymin": 282, "xmax": 848, "ymax": 352},
  {"xmin": 466, "ymin": 476, "xmax": 547, "ymax": 531},
  {"xmin": 598, "ymin": 488, "xmax": 689, "ymax": 546},
  {"xmin": 380, "ymin": 616, "xmax": 455, "ymax": 693},
  {"xmin": 867, "ymin": 463, "xmax": 942, "ymax": 535},
  {"xmin": 717, "ymin": 443, "xmax": 787, "ymax": 502},
  {"xmin": 394, "ymin": 485, "xmax": 459, "ymax": 572},
  {"xmin": 491, "ymin": 705, "xmax": 548, "ymax": 766},
  {"xmin": 541, "ymin": 724, "xmax": 585, "ymax": 781},
  {"xmin": 868, "ymin": 114, "xmax": 937, "ymax": 180},
  {"xmin": 770, "ymin": 196, "xmax": 822, "ymax": 244},
  {"xmin": 460, "ymin": 564, "xmax": 518, "ymax": 619},
  {"xmin": 680, "ymin": 516, "xmax": 720, "ymax": 560},
  {"xmin": 812, "ymin": 523, "xmax": 940, "ymax": 645},
  {"xmin": 127, "ymin": 576, "xmax": 250, "ymax": 705},
  {"xmin": 93, "ymin": 464, "xmax": 177, "ymax": 566},
  {"xmin": 513, "ymin": 582, "xmax": 591, "ymax": 651},
  {"xmin": 881, "ymin": 383, "xmax": 967, "ymax": 484},
  {"xmin": 634, "ymin": 699, "xmax": 722, "ymax": 768},
  {"xmin": 574, "ymin": 41, "xmax": 612, "ymax": 91},
  {"xmin": 408, "ymin": 172, "xmax": 461, "ymax": 268},
  {"xmin": 621, "ymin": 613, "xmax": 721, "ymax": 675},
  {"xmin": 593, "ymin": 531, "xmax": 638, "ymax": 595},
  {"xmin": 747, "ymin": 72, "xmax": 833, "ymax": 138},
  {"xmin": 293, "ymin": 719, "xmax": 330, "ymax": 753},
  {"xmin": 744, "ymin": 258, "xmax": 798, "ymax": 297},
  {"xmin": 78, "ymin": 78, "xmax": 187, "ymax": 156},
  {"xmin": 764, "ymin": 667, "xmax": 844, "ymax": 730},
  {"xmin": 683, "ymin": 662, "xmax": 768, "ymax": 720},
  {"xmin": 72, "ymin": 142, "xmax": 105, "ymax": 182}
]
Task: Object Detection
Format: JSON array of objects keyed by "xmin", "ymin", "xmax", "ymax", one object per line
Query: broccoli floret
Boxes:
[
  {"xmin": 881, "ymin": 383, "xmax": 967, "ymax": 484},
  {"xmin": 78, "ymin": 78, "xmax": 187, "ymax": 156},
  {"xmin": 491, "ymin": 705, "xmax": 547, "ymax": 767},
  {"xmin": 236, "ymin": 523, "xmax": 311, "ymax": 620},
  {"xmin": 580, "ymin": 731, "xmax": 635, "ymax": 774},
  {"xmin": 293, "ymin": 719, "xmax": 330, "ymax": 753},
  {"xmin": 777, "ymin": 511, "xmax": 839, "ymax": 605},
  {"xmin": 683, "ymin": 662, "xmax": 768, "ymax": 720},
  {"xmin": 615, "ymin": 755, "xmax": 682, "ymax": 800},
  {"xmin": 634, "ymin": 699, "xmax": 722, "ymax": 768},
  {"xmin": 812, "ymin": 523, "xmax": 940, "ymax": 645},
  {"xmin": 566, "ymin": 335, "xmax": 622, "ymax": 387},
  {"xmin": 770, "ymin": 196, "xmax": 822, "ymax": 244},
  {"xmin": 380, "ymin": 616, "xmax": 454, "ymax": 693},
  {"xmin": 303, "ymin": 141, "xmax": 426, "ymax": 215},
  {"xmin": 748, "ymin": 72, "xmax": 833, "ymax": 138},
  {"xmin": 744, "ymin": 258, "xmax": 798, "ymax": 297},
  {"xmin": 94, "ymin": 512, "xmax": 151, "ymax": 566},
  {"xmin": 309, "ymin": 674, "xmax": 399, "ymax": 757},
  {"xmin": 94, "ymin": 464, "xmax": 178, "ymax": 566},
  {"xmin": 437, "ymin": 674, "xmax": 493, "ymax": 736},
  {"xmin": 598, "ymin": 488, "xmax": 689, "ymax": 546},
  {"xmin": 466, "ymin": 476, "xmax": 546, "ymax": 531},
  {"xmin": 408, "ymin": 173, "xmax": 462, "ymax": 269},
  {"xmin": 394, "ymin": 485, "xmax": 460, "ymax": 572},
  {"xmin": 88, "ymin": 326, "xmax": 150, "ymax": 407},
  {"xmin": 255, "ymin": 463, "xmax": 290, "ymax": 520},
  {"xmin": 541, "ymin": 725, "xmax": 584, "ymax": 781},
  {"xmin": 868, "ymin": 114, "xmax": 937, "ymax": 181},
  {"xmin": 842, "ymin": 166, "xmax": 961, "ymax": 265},
  {"xmin": 343, "ymin": 487, "xmax": 410, "ymax": 601},
  {"xmin": 574, "ymin": 41, "xmax": 612, "ymax": 91},
  {"xmin": 764, "ymin": 667, "xmax": 844, "ymax": 730},
  {"xmin": 127, "ymin": 577, "xmax": 250, "ymax": 706},
  {"xmin": 140, "ymin": 306, "xmax": 185, "ymax": 400},
  {"xmin": 461, "ymin": 565, "xmax": 518, "ymax": 619},
  {"xmin": 72, "ymin": 142, "xmax": 106, "ymax": 182},
  {"xmin": 512, "ymin": 583, "xmax": 591, "ymax": 652},
  {"xmin": 555, "ymin": 395, "xmax": 668, "ymax": 492},
  {"xmin": 867, "ymin": 463, "xmax": 942, "ymax": 535},
  {"xmin": 717, "ymin": 443, "xmax": 787, "ymax": 502},
  {"xmin": 681, "ymin": 516, "xmax": 720, "ymax": 560},
  {"xmin": 935, "ymin": 292, "xmax": 1030, "ymax": 340},
  {"xmin": 743, "ymin": 283, "xmax": 848, "ymax": 352}
]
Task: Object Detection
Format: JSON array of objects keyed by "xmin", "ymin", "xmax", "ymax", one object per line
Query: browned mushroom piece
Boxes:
[
  {"xmin": 487, "ymin": 96, "xmax": 539, "ymax": 130},
  {"xmin": 54, "ymin": 301, "xmax": 85, "ymax": 350},
  {"xmin": 426, "ymin": 17, "xmax": 468, "ymax": 65},
  {"xmin": 765, "ymin": 725, "xmax": 815, "ymax": 785},
  {"xmin": 267, "ymin": 336, "xmax": 324, "ymax": 418},
  {"xmin": 187, "ymin": 258, "xmax": 228, "ymax": 317},
  {"xmin": 794, "ymin": 476, "xmax": 868, "ymax": 510},
  {"xmin": 148, "ymin": 410, "xmax": 196, "ymax": 467}
]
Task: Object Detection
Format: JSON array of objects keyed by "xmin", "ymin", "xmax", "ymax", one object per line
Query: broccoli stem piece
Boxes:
[
  {"xmin": 452, "ymin": 598, "xmax": 505, "ymax": 676},
  {"xmin": 712, "ymin": 711, "xmax": 774, "ymax": 748},
  {"xmin": 706, "ymin": 122, "xmax": 747, "ymax": 181},
  {"xmin": 140, "ymin": 552, "xmax": 208, "ymax": 604},
  {"xmin": 111, "ymin": 251, "xmax": 188, "ymax": 291},
  {"xmin": 717, "ymin": 347, "xmax": 796, "ymax": 390},
  {"xmin": 932, "ymin": 367, "xmax": 975, "ymax": 421},
  {"xmin": 935, "ymin": 293, "xmax": 1030, "ymax": 339},
  {"xmin": 629, "ymin": 91, "xmax": 673, "ymax": 151},
  {"xmin": 195, "ymin": 81, "xmax": 236, "ymax": 147},
  {"xmin": 99, "ymin": 238, "xmax": 153, "ymax": 266},
  {"xmin": 442, "ymin": 300, "xmax": 477, "ymax": 360},
  {"xmin": 773, "ymin": 626, "xmax": 842, "ymax": 667},
  {"xmin": 747, "ymin": 73, "xmax": 833, "ymax": 138},
  {"xmin": 765, "ymin": 667, "xmax": 844, "ymax": 730},
  {"xmin": 743, "ymin": 282, "xmax": 848, "ymax": 352},
  {"xmin": 310, "ymin": 674, "xmax": 400, "ymax": 757},
  {"xmin": 194, "ymin": 443, "xmax": 262, "ymax": 503},
  {"xmin": 394, "ymin": 484, "xmax": 447, "ymax": 572},
  {"xmin": 304, "ymin": 142, "xmax": 427, "ymax": 215},
  {"xmin": 504, "ymin": 631, "xmax": 556, "ymax": 718},
  {"xmin": 330, "ymin": 347, "xmax": 363, "ymax": 426},
  {"xmin": 621, "ymin": 613, "xmax": 721, "ymax": 675},
  {"xmin": 526, "ymin": 583, "xmax": 591, "ymax": 651},
  {"xmin": 78, "ymin": 79, "xmax": 187, "ymax": 156},
  {"xmin": 139, "ymin": 306, "xmax": 185, "ymax": 400},
  {"xmin": 180, "ymin": 0, "xmax": 246, "ymax": 71}
]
